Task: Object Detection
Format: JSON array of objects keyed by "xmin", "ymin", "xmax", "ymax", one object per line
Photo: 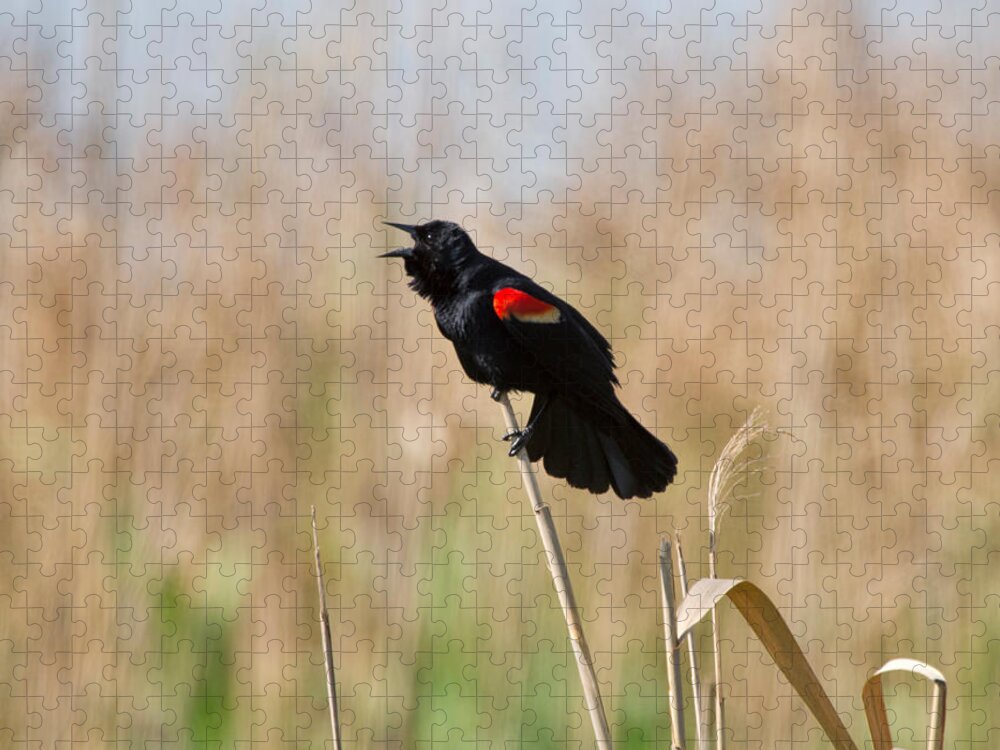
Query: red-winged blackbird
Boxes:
[{"xmin": 382, "ymin": 220, "xmax": 678, "ymax": 499}]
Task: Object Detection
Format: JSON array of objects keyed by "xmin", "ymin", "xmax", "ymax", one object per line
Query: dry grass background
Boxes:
[{"xmin": 0, "ymin": 1, "xmax": 998, "ymax": 747}]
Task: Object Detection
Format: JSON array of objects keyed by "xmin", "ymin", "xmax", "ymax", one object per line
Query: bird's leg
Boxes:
[
  {"xmin": 492, "ymin": 388, "xmax": 523, "ymax": 441},
  {"xmin": 507, "ymin": 393, "xmax": 551, "ymax": 456}
]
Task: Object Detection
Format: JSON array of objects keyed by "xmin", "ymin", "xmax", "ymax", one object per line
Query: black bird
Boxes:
[{"xmin": 381, "ymin": 220, "xmax": 678, "ymax": 499}]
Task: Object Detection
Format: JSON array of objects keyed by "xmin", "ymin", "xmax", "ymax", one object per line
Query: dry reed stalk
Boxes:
[
  {"xmin": 674, "ymin": 533, "xmax": 708, "ymax": 749},
  {"xmin": 706, "ymin": 407, "xmax": 770, "ymax": 750},
  {"xmin": 929, "ymin": 675, "xmax": 947, "ymax": 750},
  {"xmin": 311, "ymin": 506, "xmax": 344, "ymax": 750},
  {"xmin": 659, "ymin": 537, "xmax": 687, "ymax": 750},
  {"xmin": 708, "ymin": 539, "xmax": 724, "ymax": 750},
  {"xmin": 496, "ymin": 394, "xmax": 612, "ymax": 749},
  {"xmin": 862, "ymin": 658, "xmax": 947, "ymax": 750}
]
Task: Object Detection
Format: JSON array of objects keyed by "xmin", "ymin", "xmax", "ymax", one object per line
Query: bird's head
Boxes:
[{"xmin": 381, "ymin": 219, "xmax": 481, "ymax": 301}]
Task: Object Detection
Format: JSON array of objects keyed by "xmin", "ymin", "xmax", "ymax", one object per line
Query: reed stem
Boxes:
[
  {"xmin": 659, "ymin": 537, "xmax": 687, "ymax": 750},
  {"xmin": 709, "ymin": 530, "xmax": 725, "ymax": 750},
  {"xmin": 497, "ymin": 394, "xmax": 612, "ymax": 749},
  {"xmin": 675, "ymin": 533, "xmax": 708, "ymax": 748},
  {"xmin": 311, "ymin": 506, "xmax": 343, "ymax": 750}
]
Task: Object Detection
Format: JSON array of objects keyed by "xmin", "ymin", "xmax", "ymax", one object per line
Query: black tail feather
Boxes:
[{"xmin": 524, "ymin": 395, "xmax": 677, "ymax": 499}]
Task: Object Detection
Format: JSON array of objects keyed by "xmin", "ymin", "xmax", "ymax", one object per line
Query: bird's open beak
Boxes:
[{"xmin": 380, "ymin": 222, "xmax": 419, "ymax": 259}]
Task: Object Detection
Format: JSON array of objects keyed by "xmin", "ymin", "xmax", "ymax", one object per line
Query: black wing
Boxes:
[{"xmin": 491, "ymin": 280, "xmax": 624, "ymax": 418}]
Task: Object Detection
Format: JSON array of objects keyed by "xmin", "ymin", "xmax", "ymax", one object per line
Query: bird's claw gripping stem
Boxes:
[
  {"xmin": 501, "ymin": 392, "xmax": 548, "ymax": 456},
  {"xmin": 508, "ymin": 432, "xmax": 530, "ymax": 456},
  {"xmin": 501, "ymin": 428, "xmax": 529, "ymax": 456},
  {"xmin": 490, "ymin": 388, "xmax": 505, "ymax": 402}
]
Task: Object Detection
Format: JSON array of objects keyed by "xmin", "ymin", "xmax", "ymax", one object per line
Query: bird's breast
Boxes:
[{"xmin": 433, "ymin": 293, "xmax": 536, "ymax": 389}]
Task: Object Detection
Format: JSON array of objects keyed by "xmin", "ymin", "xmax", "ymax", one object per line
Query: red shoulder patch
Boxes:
[{"xmin": 493, "ymin": 287, "xmax": 562, "ymax": 323}]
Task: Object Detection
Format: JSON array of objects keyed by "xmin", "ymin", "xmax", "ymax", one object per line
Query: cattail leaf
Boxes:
[{"xmin": 676, "ymin": 578, "xmax": 858, "ymax": 750}]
